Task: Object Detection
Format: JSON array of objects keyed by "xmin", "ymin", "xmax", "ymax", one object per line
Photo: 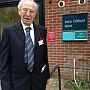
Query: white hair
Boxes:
[{"xmin": 18, "ymin": 0, "xmax": 38, "ymax": 12}]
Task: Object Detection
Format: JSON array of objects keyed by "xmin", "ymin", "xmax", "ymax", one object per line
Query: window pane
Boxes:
[
  {"xmin": 0, "ymin": 7, "xmax": 19, "ymax": 40},
  {"xmin": 0, "ymin": 6, "xmax": 39, "ymax": 40}
]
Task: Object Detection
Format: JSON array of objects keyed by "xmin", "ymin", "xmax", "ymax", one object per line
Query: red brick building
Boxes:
[{"xmin": 45, "ymin": 0, "xmax": 90, "ymax": 78}]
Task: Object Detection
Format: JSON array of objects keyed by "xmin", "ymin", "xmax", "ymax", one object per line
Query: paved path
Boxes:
[{"xmin": 0, "ymin": 79, "xmax": 69, "ymax": 90}]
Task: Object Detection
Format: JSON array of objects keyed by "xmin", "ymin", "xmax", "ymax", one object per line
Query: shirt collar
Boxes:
[{"xmin": 21, "ymin": 20, "xmax": 34, "ymax": 30}]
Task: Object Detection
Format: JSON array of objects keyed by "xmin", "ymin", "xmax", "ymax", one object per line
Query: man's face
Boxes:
[{"xmin": 18, "ymin": 1, "xmax": 36, "ymax": 26}]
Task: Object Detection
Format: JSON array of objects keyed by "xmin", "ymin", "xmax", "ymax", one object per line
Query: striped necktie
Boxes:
[{"xmin": 24, "ymin": 27, "xmax": 34, "ymax": 72}]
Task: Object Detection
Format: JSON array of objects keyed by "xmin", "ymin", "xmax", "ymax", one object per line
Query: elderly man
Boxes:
[{"xmin": 0, "ymin": 0, "xmax": 50, "ymax": 90}]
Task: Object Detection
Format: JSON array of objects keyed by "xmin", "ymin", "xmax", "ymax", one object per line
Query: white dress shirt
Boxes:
[{"xmin": 21, "ymin": 20, "xmax": 35, "ymax": 45}]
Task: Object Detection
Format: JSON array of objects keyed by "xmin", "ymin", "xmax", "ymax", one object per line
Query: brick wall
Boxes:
[{"xmin": 45, "ymin": 0, "xmax": 90, "ymax": 78}]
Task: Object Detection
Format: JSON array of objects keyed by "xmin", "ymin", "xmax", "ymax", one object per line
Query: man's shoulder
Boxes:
[
  {"xmin": 3, "ymin": 22, "xmax": 21, "ymax": 33},
  {"xmin": 4, "ymin": 21, "xmax": 21, "ymax": 31}
]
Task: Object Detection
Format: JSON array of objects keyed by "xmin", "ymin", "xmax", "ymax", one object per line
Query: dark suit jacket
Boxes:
[{"xmin": 0, "ymin": 21, "xmax": 50, "ymax": 90}]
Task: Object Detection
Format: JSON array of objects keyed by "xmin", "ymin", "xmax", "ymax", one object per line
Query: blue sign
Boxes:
[
  {"xmin": 62, "ymin": 31, "xmax": 88, "ymax": 41},
  {"xmin": 62, "ymin": 13, "xmax": 88, "ymax": 30},
  {"xmin": 62, "ymin": 32, "xmax": 75, "ymax": 40},
  {"xmin": 62, "ymin": 13, "xmax": 88, "ymax": 41},
  {"xmin": 75, "ymin": 31, "xmax": 88, "ymax": 40}
]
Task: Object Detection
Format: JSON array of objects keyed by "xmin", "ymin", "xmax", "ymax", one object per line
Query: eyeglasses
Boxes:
[{"xmin": 21, "ymin": 8, "xmax": 35, "ymax": 14}]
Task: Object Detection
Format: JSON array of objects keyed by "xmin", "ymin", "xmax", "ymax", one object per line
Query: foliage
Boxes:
[
  {"xmin": 65, "ymin": 78, "xmax": 90, "ymax": 90},
  {"xmin": 0, "ymin": 6, "xmax": 39, "ymax": 40}
]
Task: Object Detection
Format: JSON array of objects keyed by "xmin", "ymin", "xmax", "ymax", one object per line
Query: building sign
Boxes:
[
  {"xmin": 75, "ymin": 31, "xmax": 88, "ymax": 40},
  {"xmin": 62, "ymin": 13, "xmax": 88, "ymax": 41},
  {"xmin": 47, "ymin": 31, "xmax": 56, "ymax": 42}
]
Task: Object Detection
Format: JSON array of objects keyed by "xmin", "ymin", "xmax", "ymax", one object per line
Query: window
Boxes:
[{"xmin": 0, "ymin": 6, "xmax": 39, "ymax": 40}]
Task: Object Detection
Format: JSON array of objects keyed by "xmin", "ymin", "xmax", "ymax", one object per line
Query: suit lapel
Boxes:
[
  {"xmin": 34, "ymin": 24, "xmax": 41, "ymax": 46},
  {"xmin": 15, "ymin": 21, "xmax": 25, "ymax": 43},
  {"xmin": 15, "ymin": 22, "xmax": 41, "ymax": 45}
]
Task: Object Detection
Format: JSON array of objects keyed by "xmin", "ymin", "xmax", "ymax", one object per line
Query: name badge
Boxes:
[{"xmin": 38, "ymin": 40, "xmax": 44, "ymax": 46}]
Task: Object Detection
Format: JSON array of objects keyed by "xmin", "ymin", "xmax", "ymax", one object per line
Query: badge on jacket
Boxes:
[
  {"xmin": 38, "ymin": 35, "xmax": 44, "ymax": 46},
  {"xmin": 38, "ymin": 40, "xmax": 44, "ymax": 46}
]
